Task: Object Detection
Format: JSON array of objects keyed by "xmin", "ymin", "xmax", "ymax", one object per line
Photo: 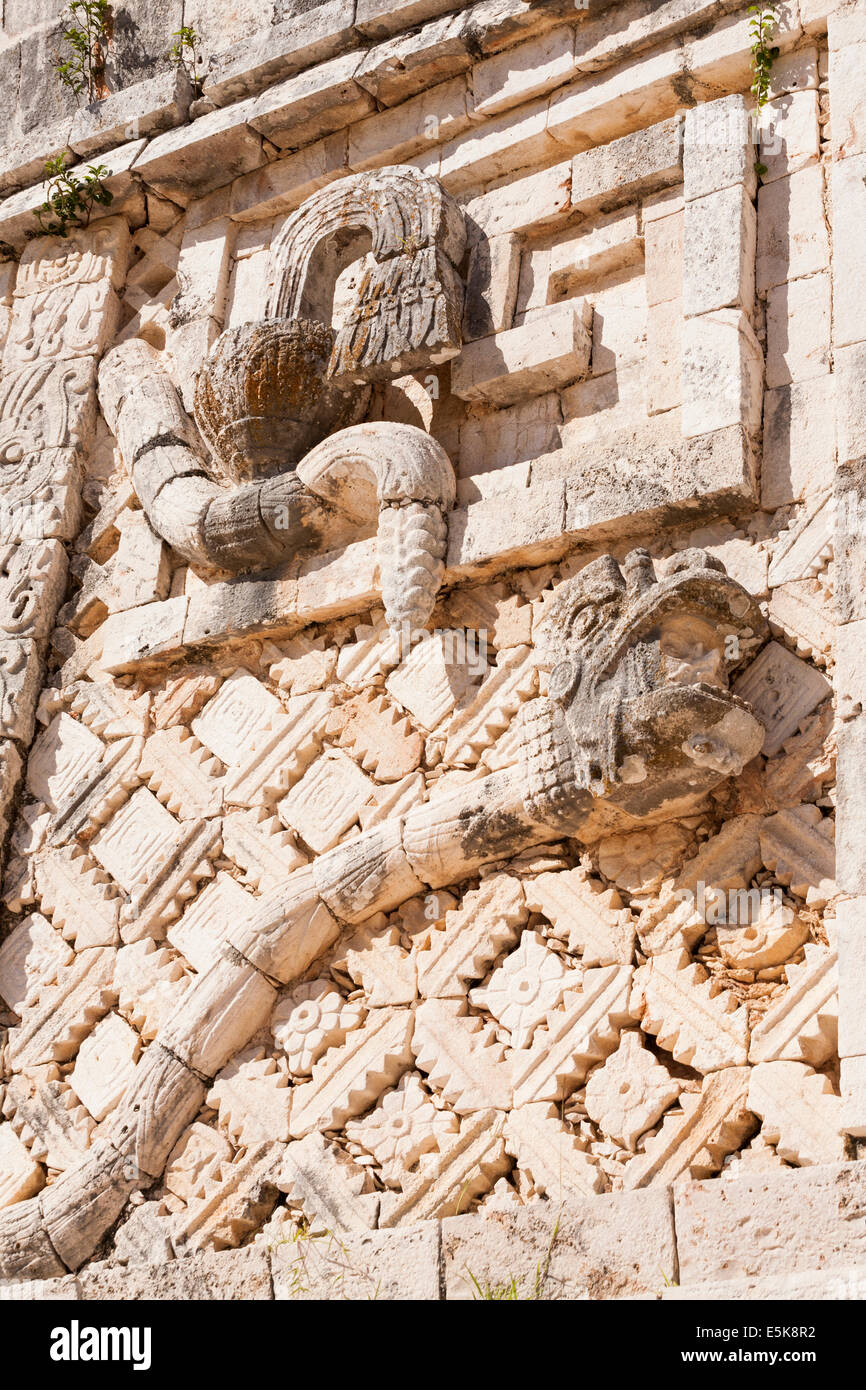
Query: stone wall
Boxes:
[{"xmin": 0, "ymin": 0, "xmax": 862, "ymax": 1298}]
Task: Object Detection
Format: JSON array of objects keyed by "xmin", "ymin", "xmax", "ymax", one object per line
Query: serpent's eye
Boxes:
[{"xmin": 549, "ymin": 659, "xmax": 582, "ymax": 706}]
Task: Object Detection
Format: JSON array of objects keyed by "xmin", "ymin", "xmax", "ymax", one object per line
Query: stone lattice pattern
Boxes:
[{"xmin": 0, "ymin": 551, "xmax": 841, "ymax": 1263}]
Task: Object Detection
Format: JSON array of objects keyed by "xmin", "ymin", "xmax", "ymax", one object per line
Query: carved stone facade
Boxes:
[{"xmin": 0, "ymin": 0, "xmax": 861, "ymax": 1301}]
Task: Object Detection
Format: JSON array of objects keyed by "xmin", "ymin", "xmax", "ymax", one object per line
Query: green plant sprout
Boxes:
[
  {"xmin": 749, "ymin": 5, "xmax": 780, "ymax": 177},
  {"xmin": 168, "ymin": 26, "xmax": 207, "ymax": 98},
  {"xmin": 35, "ymin": 155, "xmax": 113, "ymax": 238},
  {"xmin": 54, "ymin": 0, "xmax": 111, "ymax": 104}
]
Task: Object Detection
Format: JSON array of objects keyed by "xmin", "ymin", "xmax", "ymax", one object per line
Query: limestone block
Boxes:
[
  {"xmin": 174, "ymin": 1140, "xmax": 282, "ymax": 1253},
  {"xmin": 207, "ymin": 1048, "xmax": 292, "ymax": 1146},
  {"xmin": 0, "ymin": 446, "xmax": 82, "ymax": 545},
  {"xmin": 759, "ymin": 805, "xmax": 836, "ymax": 907},
  {"xmin": 748, "ymin": 1060, "xmax": 846, "ymax": 1166},
  {"xmin": 459, "ymin": 392, "xmax": 561, "ymax": 477},
  {"xmin": 106, "ymin": 511, "xmax": 170, "ymax": 614},
  {"xmin": 631, "ymin": 949, "xmax": 749, "ymax": 1073},
  {"xmin": 570, "ymin": 116, "xmax": 683, "ymax": 217},
  {"xmin": 768, "ymin": 578, "xmax": 833, "ymax": 667},
  {"xmin": 645, "ymin": 296, "xmax": 683, "ymax": 415},
  {"xmin": 100, "ymin": 596, "xmax": 188, "ymax": 672},
  {"xmin": 27, "ymin": 711, "xmax": 101, "ymax": 819},
  {"xmin": 90, "ymin": 787, "xmax": 182, "ymax": 894},
  {"xmin": 279, "ymin": 1132, "xmax": 380, "ymax": 1234},
  {"xmin": 6, "ymin": 945, "xmax": 116, "ymax": 1070},
  {"xmin": 756, "ymin": 164, "xmax": 829, "ymax": 293},
  {"xmin": 69, "ymin": 67, "xmax": 192, "ymax": 159},
  {"xmin": 272, "ymin": 977, "xmax": 364, "ymax": 1077},
  {"xmin": 67, "ymin": 679, "xmax": 150, "ymax": 740},
  {"xmin": 347, "ymin": 75, "xmax": 472, "ymax": 170},
  {"xmin": 584, "ymin": 1030, "xmax": 681, "ymax": 1150},
  {"xmin": 115, "ymin": 937, "xmax": 190, "ymax": 1042},
  {"xmin": 352, "ymin": 8, "xmax": 469, "ymax": 106},
  {"xmin": 0, "ymin": 1124, "xmax": 44, "ymax": 1210},
  {"xmin": 841, "ymin": 1055, "xmax": 866, "ymax": 1137},
  {"xmin": 221, "ymin": 806, "xmax": 306, "ymax": 890},
  {"xmin": 3, "ymin": 280, "xmax": 121, "ymax": 371},
  {"xmin": 132, "ymin": 103, "xmax": 264, "ymax": 204},
  {"xmin": 462, "ymin": 233, "xmax": 521, "ymax": 341},
  {"xmin": 168, "ymin": 873, "xmax": 257, "ymax": 976},
  {"xmin": 828, "ymin": 27, "xmax": 866, "ymax": 157},
  {"xmin": 2, "ymin": 1071, "xmax": 94, "ymax": 1172},
  {"xmin": 249, "ymin": 51, "xmax": 374, "ymax": 149},
  {"xmin": 674, "ymin": 1160, "xmax": 866, "ymax": 1283},
  {"xmin": 202, "ymin": 0, "xmax": 356, "ymax": 103},
  {"xmin": 378, "ymin": 1109, "xmax": 509, "ymax": 1227},
  {"xmin": 443, "ymin": 645, "xmax": 537, "ymax": 766},
  {"xmin": 345, "ymin": 926, "xmax": 417, "ymax": 1007},
  {"xmin": 547, "ymin": 41, "xmax": 683, "ymax": 154},
  {"xmin": 139, "ymin": 726, "xmax": 224, "ymax": 821},
  {"xmin": 355, "ymin": 0, "xmax": 461, "ymax": 37},
  {"xmin": 451, "ymin": 299, "xmax": 591, "ymax": 406},
  {"xmin": 15, "ymin": 217, "xmax": 130, "ymax": 297},
  {"xmin": 35, "ymin": 846, "xmax": 121, "ymax": 949},
  {"xmin": 0, "ymin": 638, "xmax": 41, "ymax": 744},
  {"xmin": 440, "ymin": 1189, "xmax": 677, "ymax": 1300},
  {"xmin": 836, "ymin": 341, "xmax": 866, "ymax": 463},
  {"xmin": 0, "ymin": 538, "xmax": 66, "ymax": 641},
  {"xmin": 644, "ymin": 208, "xmax": 683, "ymax": 306},
  {"xmin": 765, "ymin": 271, "xmax": 831, "ymax": 387},
  {"xmin": 683, "ymin": 94, "xmax": 755, "ymax": 201},
  {"xmin": 345, "ymin": 1071, "xmax": 456, "ymax": 1186},
  {"xmin": 414, "ymin": 874, "xmax": 526, "ymax": 999},
  {"xmin": 762, "ymin": 376, "xmax": 836, "ymax": 508},
  {"xmin": 511, "ymin": 966, "xmax": 635, "ymax": 1106},
  {"xmin": 472, "ymin": 26, "xmax": 575, "ymax": 117},
  {"xmin": 222, "ymin": 690, "xmax": 335, "ymax": 809},
  {"xmin": 336, "ymin": 691, "xmax": 423, "ymax": 783},
  {"xmin": 437, "ymin": 98, "xmax": 559, "ymax": 194},
  {"xmin": 759, "ymin": 89, "xmax": 821, "ymax": 182},
  {"xmin": 412, "ymin": 998, "xmax": 512, "ymax": 1113},
  {"xmin": 272, "ymin": 1221, "xmax": 441, "ymax": 1301},
  {"xmin": 0, "ymin": 911, "xmax": 72, "ymax": 1012},
  {"xmin": 386, "ymin": 632, "xmax": 475, "ymax": 731},
  {"xmin": 525, "ymin": 867, "xmax": 635, "ymax": 967},
  {"xmin": 683, "ymin": 185, "xmax": 756, "ymax": 317},
  {"xmin": 289, "ymin": 1007, "xmax": 415, "ymax": 1137},
  {"xmin": 192, "ymin": 671, "xmax": 281, "ymax": 766},
  {"xmin": 163, "ymin": 1121, "xmax": 233, "ymax": 1204},
  {"xmin": 68, "ymin": 1012, "xmax": 141, "ymax": 1122},
  {"xmin": 733, "ymin": 640, "xmax": 831, "ymax": 755},
  {"xmin": 463, "ymin": 162, "xmax": 572, "ymax": 242},
  {"xmin": 277, "ymin": 749, "xmax": 374, "ymax": 854},
  {"xmin": 681, "ymin": 309, "xmax": 764, "ymax": 438},
  {"xmin": 622, "ymin": 1067, "xmax": 754, "ymax": 1189},
  {"xmin": 72, "ymin": 1245, "xmax": 274, "ymax": 1299},
  {"xmin": 505, "ymin": 1102, "xmax": 603, "ymax": 1200},
  {"xmin": 229, "ymin": 131, "xmax": 350, "ymax": 224}
]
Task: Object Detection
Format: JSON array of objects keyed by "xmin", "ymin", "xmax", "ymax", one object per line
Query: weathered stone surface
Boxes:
[
  {"xmin": 674, "ymin": 1163, "xmax": 866, "ymax": 1283},
  {"xmin": 441, "ymin": 1191, "xmax": 677, "ymax": 1300}
]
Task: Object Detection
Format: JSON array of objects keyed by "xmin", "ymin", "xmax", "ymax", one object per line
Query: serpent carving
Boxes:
[
  {"xmin": 0, "ymin": 544, "xmax": 769, "ymax": 1279},
  {"xmin": 98, "ymin": 166, "xmax": 466, "ymax": 633}
]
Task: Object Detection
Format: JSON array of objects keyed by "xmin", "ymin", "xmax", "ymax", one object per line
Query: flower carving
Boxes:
[
  {"xmin": 583, "ymin": 1030, "xmax": 681, "ymax": 1150},
  {"xmin": 469, "ymin": 931, "xmax": 577, "ymax": 1048},
  {"xmin": 271, "ymin": 978, "xmax": 364, "ymax": 1076},
  {"xmin": 345, "ymin": 1073, "xmax": 457, "ymax": 1186}
]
